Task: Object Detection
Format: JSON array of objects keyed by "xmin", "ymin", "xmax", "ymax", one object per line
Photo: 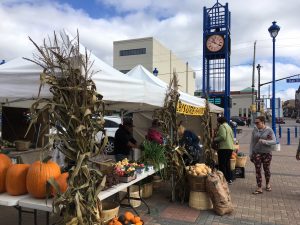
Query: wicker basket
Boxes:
[
  {"xmin": 14, "ymin": 140, "xmax": 31, "ymax": 151},
  {"xmin": 187, "ymin": 174, "xmax": 207, "ymax": 192},
  {"xmin": 142, "ymin": 182, "xmax": 153, "ymax": 198},
  {"xmin": 101, "ymin": 201, "xmax": 120, "ymax": 225},
  {"xmin": 236, "ymin": 156, "xmax": 247, "ymax": 167},
  {"xmin": 189, "ymin": 191, "xmax": 213, "ymax": 210},
  {"xmin": 230, "ymin": 158, "xmax": 236, "ymax": 171},
  {"xmin": 120, "ymin": 185, "xmax": 142, "ymax": 208}
]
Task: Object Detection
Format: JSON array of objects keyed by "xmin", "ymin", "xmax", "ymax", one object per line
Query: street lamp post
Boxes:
[{"xmin": 268, "ymin": 21, "xmax": 280, "ymax": 136}]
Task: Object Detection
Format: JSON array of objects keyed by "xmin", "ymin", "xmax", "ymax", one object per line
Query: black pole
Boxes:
[{"xmin": 257, "ymin": 64, "xmax": 261, "ymax": 112}]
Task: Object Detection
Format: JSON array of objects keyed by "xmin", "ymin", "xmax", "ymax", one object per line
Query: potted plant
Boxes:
[{"xmin": 141, "ymin": 140, "xmax": 167, "ymax": 176}]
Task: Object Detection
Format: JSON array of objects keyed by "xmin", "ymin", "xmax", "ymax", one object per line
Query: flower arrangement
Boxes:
[
  {"xmin": 114, "ymin": 158, "xmax": 146, "ymax": 176},
  {"xmin": 114, "ymin": 158, "xmax": 136, "ymax": 177}
]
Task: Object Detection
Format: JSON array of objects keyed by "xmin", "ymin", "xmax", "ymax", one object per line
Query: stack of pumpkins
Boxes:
[
  {"xmin": 108, "ymin": 211, "xmax": 143, "ymax": 225},
  {"xmin": 0, "ymin": 153, "xmax": 68, "ymax": 198}
]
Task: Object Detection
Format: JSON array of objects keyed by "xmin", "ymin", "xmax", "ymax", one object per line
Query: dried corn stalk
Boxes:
[
  {"xmin": 25, "ymin": 31, "xmax": 106, "ymax": 225},
  {"xmin": 153, "ymin": 71, "xmax": 188, "ymax": 202},
  {"xmin": 199, "ymin": 99, "xmax": 215, "ymax": 168}
]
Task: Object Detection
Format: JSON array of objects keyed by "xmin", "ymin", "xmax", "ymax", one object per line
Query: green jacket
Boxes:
[{"xmin": 214, "ymin": 123, "xmax": 234, "ymax": 150}]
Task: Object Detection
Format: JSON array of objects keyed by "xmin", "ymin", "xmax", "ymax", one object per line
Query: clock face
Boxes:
[{"xmin": 206, "ymin": 35, "xmax": 224, "ymax": 52}]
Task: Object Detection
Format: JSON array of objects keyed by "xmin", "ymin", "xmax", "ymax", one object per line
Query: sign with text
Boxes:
[{"xmin": 287, "ymin": 78, "xmax": 300, "ymax": 83}]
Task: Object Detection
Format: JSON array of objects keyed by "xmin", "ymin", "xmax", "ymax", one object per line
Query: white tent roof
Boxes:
[
  {"xmin": 127, "ymin": 65, "xmax": 223, "ymax": 113},
  {"xmin": 0, "ymin": 52, "xmax": 164, "ymax": 111}
]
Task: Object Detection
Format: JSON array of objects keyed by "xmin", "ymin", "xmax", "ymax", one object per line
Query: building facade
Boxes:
[{"xmin": 113, "ymin": 37, "xmax": 196, "ymax": 95}]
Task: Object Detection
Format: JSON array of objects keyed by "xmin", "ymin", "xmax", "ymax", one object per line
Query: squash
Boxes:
[
  {"xmin": 51, "ymin": 172, "xmax": 69, "ymax": 196},
  {"xmin": 124, "ymin": 211, "xmax": 134, "ymax": 222},
  {"xmin": 6, "ymin": 164, "xmax": 30, "ymax": 195},
  {"xmin": 26, "ymin": 160, "xmax": 61, "ymax": 198},
  {"xmin": 132, "ymin": 216, "xmax": 141, "ymax": 223},
  {"xmin": 0, "ymin": 154, "xmax": 12, "ymax": 193}
]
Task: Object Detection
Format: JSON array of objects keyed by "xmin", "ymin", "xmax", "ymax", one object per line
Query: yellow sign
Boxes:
[{"xmin": 176, "ymin": 101, "xmax": 205, "ymax": 116}]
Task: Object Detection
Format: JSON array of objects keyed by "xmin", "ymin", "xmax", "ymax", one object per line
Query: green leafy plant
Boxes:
[{"xmin": 141, "ymin": 140, "xmax": 167, "ymax": 173}]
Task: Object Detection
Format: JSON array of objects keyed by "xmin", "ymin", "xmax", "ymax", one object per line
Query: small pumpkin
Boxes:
[
  {"xmin": 51, "ymin": 172, "xmax": 69, "ymax": 196},
  {"xmin": 26, "ymin": 159, "xmax": 61, "ymax": 198},
  {"xmin": 124, "ymin": 211, "xmax": 134, "ymax": 222},
  {"xmin": 6, "ymin": 164, "xmax": 30, "ymax": 196},
  {"xmin": 132, "ymin": 216, "xmax": 141, "ymax": 223},
  {"xmin": 0, "ymin": 154, "xmax": 12, "ymax": 193}
]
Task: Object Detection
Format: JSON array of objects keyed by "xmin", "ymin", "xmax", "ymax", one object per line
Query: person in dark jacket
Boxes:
[
  {"xmin": 177, "ymin": 121, "xmax": 201, "ymax": 165},
  {"xmin": 114, "ymin": 118, "xmax": 137, "ymax": 162}
]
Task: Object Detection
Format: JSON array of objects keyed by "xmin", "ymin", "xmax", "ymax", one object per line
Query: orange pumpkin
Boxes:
[
  {"xmin": 132, "ymin": 216, "xmax": 141, "ymax": 223},
  {"xmin": 135, "ymin": 222, "xmax": 143, "ymax": 225},
  {"xmin": 26, "ymin": 160, "xmax": 61, "ymax": 198},
  {"xmin": 124, "ymin": 211, "xmax": 134, "ymax": 222},
  {"xmin": 0, "ymin": 154, "xmax": 12, "ymax": 193},
  {"xmin": 6, "ymin": 164, "xmax": 30, "ymax": 196},
  {"xmin": 231, "ymin": 152, "xmax": 237, "ymax": 159},
  {"xmin": 51, "ymin": 172, "xmax": 69, "ymax": 196}
]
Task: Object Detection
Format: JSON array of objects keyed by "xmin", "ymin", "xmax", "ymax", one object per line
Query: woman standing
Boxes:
[
  {"xmin": 250, "ymin": 116, "xmax": 276, "ymax": 194},
  {"xmin": 214, "ymin": 116, "xmax": 235, "ymax": 184}
]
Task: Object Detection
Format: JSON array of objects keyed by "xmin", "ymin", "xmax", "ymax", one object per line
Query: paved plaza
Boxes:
[{"xmin": 1, "ymin": 119, "xmax": 300, "ymax": 225}]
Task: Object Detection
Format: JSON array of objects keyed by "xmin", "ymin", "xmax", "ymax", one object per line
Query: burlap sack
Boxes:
[{"xmin": 206, "ymin": 170, "xmax": 233, "ymax": 216}]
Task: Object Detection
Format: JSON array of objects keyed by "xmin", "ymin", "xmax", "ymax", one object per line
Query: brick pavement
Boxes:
[{"xmin": 1, "ymin": 121, "xmax": 300, "ymax": 225}]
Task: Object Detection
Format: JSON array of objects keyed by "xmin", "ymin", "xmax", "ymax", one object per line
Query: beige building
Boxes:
[{"xmin": 113, "ymin": 37, "xmax": 196, "ymax": 95}]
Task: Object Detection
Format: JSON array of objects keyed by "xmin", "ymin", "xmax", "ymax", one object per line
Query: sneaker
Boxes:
[{"xmin": 228, "ymin": 180, "xmax": 233, "ymax": 185}]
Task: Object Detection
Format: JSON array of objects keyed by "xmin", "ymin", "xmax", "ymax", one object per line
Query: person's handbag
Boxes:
[{"xmin": 274, "ymin": 141, "xmax": 281, "ymax": 151}]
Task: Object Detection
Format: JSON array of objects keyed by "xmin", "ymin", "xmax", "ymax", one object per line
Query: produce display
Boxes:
[
  {"xmin": 0, "ymin": 153, "xmax": 12, "ymax": 193},
  {"xmin": 51, "ymin": 172, "xmax": 69, "ymax": 196},
  {"xmin": 108, "ymin": 211, "xmax": 143, "ymax": 225},
  {"xmin": 114, "ymin": 158, "xmax": 144, "ymax": 177},
  {"xmin": 26, "ymin": 160, "xmax": 61, "ymax": 198},
  {"xmin": 6, "ymin": 164, "xmax": 30, "ymax": 196},
  {"xmin": 186, "ymin": 163, "xmax": 212, "ymax": 176}
]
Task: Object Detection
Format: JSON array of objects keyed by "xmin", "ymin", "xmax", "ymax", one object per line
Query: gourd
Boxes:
[
  {"xmin": 26, "ymin": 159, "xmax": 61, "ymax": 198},
  {"xmin": 51, "ymin": 172, "xmax": 69, "ymax": 196},
  {"xmin": 6, "ymin": 164, "xmax": 30, "ymax": 196},
  {"xmin": 124, "ymin": 211, "xmax": 134, "ymax": 221},
  {"xmin": 0, "ymin": 154, "xmax": 12, "ymax": 193}
]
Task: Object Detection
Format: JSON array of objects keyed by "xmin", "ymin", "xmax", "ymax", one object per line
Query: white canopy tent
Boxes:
[
  {"xmin": 126, "ymin": 65, "xmax": 223, "ymax": 143},
  {"xmin": 0, "ymin": 54, "xmax": 165, "ymax": 111},
  {"xmin": 126, "ymin": 65, "xmax": 223, "ymax": 114}
]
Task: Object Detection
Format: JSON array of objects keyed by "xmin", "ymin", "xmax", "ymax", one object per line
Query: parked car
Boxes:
[
  {"xmin": 229, "ymin": 120, "xmax": 237, "ymax": 129},
  {"xmin": 276, "ymin": 117, "xmax": 285, "ymax": 124},
  {"xmin": 230, "ymin": 116, "xmax": 246, "ymax": 126},
  {"xmin": 96, "ymin": 116, "xmax": 121, "ymax": 155}
]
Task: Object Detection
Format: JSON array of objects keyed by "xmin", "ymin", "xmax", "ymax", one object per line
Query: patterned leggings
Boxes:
[{"xmin": 252, "ymin": 152, "xmax": 272, "ymax": 188}]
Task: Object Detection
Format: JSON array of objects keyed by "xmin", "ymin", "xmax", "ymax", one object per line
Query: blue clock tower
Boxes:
[{"xmin": 202, "ymin": 1, "xmax": 231, "ymax": 121}]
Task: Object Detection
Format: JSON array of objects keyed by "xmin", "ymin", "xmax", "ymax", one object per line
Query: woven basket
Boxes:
[
  {"xmin": 189, "ymin": 191, "xmax": 213, "ymax": 210},
  {"xmin": 120, "ymin": 185, "xmax": 142, "ymax": 208},
  {"xmin": 187, "ymin": 174, "xmax": 207, "ymax": 192},
  {"xmin": 230, "ymin": 158, "xmax": 236, "ymax": 171},
  {"xmin": 236, "ymin": 156, "xmax": 247, "ymax": 167},
  {"xmin": 14, "ymin": 140, "xmax": 31, "ymax": 151},
  {"xmin": 101, "ymin": 201, "xmax": 120, "ymax": 225},
  {"xmin": 142, "ymin": 182, "xmax": 153, "ymax": 198}
]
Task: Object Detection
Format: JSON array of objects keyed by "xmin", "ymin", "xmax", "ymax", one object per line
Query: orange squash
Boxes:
[
  {"xmin": 135, "ymin": 222, "xmax": 143, "ymax": 225},
  {"xmin": 26, "ymin": 160, "xmax": 61, "ymax": 198},
  {"xmin": 51, "ymin": 172, "xmax": 69, "ymax": 196},
  {"xmin": 231, "ymin": 152, "xmax": 237, "ymax": 159},
  {"xmin": 132, "ymin": 216, "xmax": 141, "ymax": 223},
  {"xmin": 6, "ymin": 164, "xmax": 30, "ymax": 196},
  {"xmin": 0, "ymin": 154, "xmax": 12, "ymax": 193},
  {"xmin": 124, "ymin": 211, "xmax": 134, "ymax": 222}
]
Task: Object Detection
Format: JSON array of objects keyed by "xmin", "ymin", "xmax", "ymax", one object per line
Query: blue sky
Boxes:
[{"xmin": 1, "ymin": 0, "xmax": 300, "ymax": 101}]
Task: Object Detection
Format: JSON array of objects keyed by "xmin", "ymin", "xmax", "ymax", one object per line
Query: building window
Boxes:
[
  {"xmin": 120, "ymin": 48, "xmax": 146, "ymax": 56},
  {"xmin": 239, "ymin": 108, "xmax": 242, "ymax": 117}
]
